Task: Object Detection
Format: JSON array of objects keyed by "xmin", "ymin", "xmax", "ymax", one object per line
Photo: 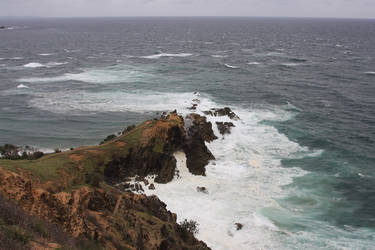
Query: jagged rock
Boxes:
[
  {"xmin": 216, "ymin": 121, "xmax": 235, "ymax": 135},
  {"xmin": 184, "ymin": 114, "xmax": 216, "ymax": 175},
  {"xmin": 203, "ymin": 107, "xmax": 240, "ymax": 120},
  {"xmin": 149, "ymin": 183, "xmax": 155, "ymax": 190},
  {"xmin": 0, "ymin": 26, "xmax": 5, "ymax": 29},
  {"xmin": 197, "ymin": 186, "xmax": 208, "ymax": 194},
  {"xmin": 235, "ymin": 223, "xmax": 243, "ymax": 231},
  {"xmin": 185, "ymin": 113, "xmax": 218, "ymax": 142}
]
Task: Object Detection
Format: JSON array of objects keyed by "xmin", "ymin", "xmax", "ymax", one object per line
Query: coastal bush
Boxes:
[
  {"xmin": 122, "ymin": 125, "xmax": 136, "ymax": 134},
  {"xmin": 100, "ymin": 134, "xmax": 117, "ymax": 145},
  {"xmin": 178, "ymin": 219, "xmax": 199, "ymax": 235},
  {"xmin": 0, "ymin": 144, "xmax": 45, "ymax": 160}
]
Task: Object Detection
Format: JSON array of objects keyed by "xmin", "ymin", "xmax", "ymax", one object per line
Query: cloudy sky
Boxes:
[{"xmin": 1, "ymin": 0, "xmax": 374, "ymax": 19}]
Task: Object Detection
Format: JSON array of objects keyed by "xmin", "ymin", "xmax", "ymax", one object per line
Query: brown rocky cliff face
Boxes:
[
  {"xmin": 0, "ymin": 111, "xmax": 217, "ymax": 249},
  {"xmin": 0, "ymin": 167, "xmax": 209, "ymax": 249}
]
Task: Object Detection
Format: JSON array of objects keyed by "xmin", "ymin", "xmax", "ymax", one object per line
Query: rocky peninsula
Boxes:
[{"xmin": 0, "ymin": 103, "xmax": 239, "ymax": 249}]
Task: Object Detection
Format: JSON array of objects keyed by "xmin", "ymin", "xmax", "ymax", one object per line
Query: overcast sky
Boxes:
[{"xmin": 0, "ymin": 0, "xmax": 374, "ymax": 19}]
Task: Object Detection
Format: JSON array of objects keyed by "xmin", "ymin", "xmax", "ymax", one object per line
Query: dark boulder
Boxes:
[
  {"xmin": 235, "ymin": 223, "xmax": 243, "ymax": 231},
  {"xmin": 216, "ymin": 122, "xmax": 235, "ymax": 135}
]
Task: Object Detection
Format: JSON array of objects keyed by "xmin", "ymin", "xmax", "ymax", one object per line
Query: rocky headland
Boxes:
[{"xmin": 0, "ymin": 99, "xmax": 240, "ymax": 249}]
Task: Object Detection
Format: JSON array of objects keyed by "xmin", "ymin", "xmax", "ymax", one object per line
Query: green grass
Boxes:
[{"xmin": 0, "ymin": 118, "xmax": 176, "ymax": 191}]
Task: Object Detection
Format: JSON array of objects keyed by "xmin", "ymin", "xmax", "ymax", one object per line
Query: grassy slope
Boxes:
[{"xmin": 0, "ymin": 119, "xmax": 158, "ymax": 190}]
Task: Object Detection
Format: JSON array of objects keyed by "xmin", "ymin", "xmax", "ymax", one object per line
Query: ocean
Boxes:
[{"xmin": 0, "ymin": 17, "xmax": 375, "ymax": 249}]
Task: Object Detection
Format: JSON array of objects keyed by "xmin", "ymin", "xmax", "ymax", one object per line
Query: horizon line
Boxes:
[{"xmin": 1, "ymin": 15, "xmax": 375, "ymax": 20}]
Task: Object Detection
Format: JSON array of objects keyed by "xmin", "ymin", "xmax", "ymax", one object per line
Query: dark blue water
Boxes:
[{"xmin": 1, "ymin": 17, "xmax": 375, "ymax": 249}]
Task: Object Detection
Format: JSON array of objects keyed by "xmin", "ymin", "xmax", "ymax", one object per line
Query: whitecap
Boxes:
[
  {"xmin": 140, "ymin": 52, "xmax": 192, "ymax": 59},
  {"xmin": 39, "ymin": 53, "xmax": 53, "ymax": 56},
  {"xmin": 46, "ymin": 61, "xmax": 68, "ymax": 67},
  {"xmin": 10, "ymin": 57, "xmax": 24, "ymax": 60},
  {"xmin": 224, "ymin": 64, "xmax": 239, "ymax": 69},
  {"xmin": 247, "ymin": 62, "xmax": 261, "ymax": 65},
  {"xmin": 23, "ymin": 61, "xmax": 67, "ymax": 69},
  {"xmin": 364, "ymin": 71, "xmax": 375, "ymax": 75},
  {"xmin": 16, "ymin": 84, "xmax": 30, "ymax": 89},
  {"xmin": 24, "ymin": 62, "xmax": 44, "ymax": 68},
  {"xmin": 211, "ymin": 55, "xmax": 228, "ymax": 58},
  {"xmin": 281, "ymin": 63, "xmax": 300, "ymax": 67}
]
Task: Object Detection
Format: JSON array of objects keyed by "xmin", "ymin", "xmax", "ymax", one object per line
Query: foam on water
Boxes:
[
  {"xmin": 28, "ymin": 91, "xmax": 216, "ymax": 114},
  {"xmin": 19, "ymin": 64, "xmax": 152, "ymax": 84},
  {"xmin": 224, "ymin": 64, "xmax": 239, "ymax": 69},
  {"xmin": 138, "ymin": 100, "xmax": 314, "ymax": 249},
  {"xmin": 364, "ymin": 71, "xmax": 375, "ymax": 75},
  {"xmin": 23, "ymin": 62, "xmax": 68, "ymax": 69},
  {"xmin": 24, "ymin": 62, "xmax": 44, "ymax": 68},
  {"xmin": 16, "ymin": 84, "xmax": 30, "ymax": 89},
  {"xmin": 211, "ymin": 55, "xmax": 228, "ymax": 58},
  {"xmin": 247, "ymin": 62, "xmax": 261, "ymax": 65},
  {"xmin": 140, "ymin": 52, "xmax": 192, "ymax": 59},
  {"xmin": 39, "ymin": 53, "xmax": 54, "ymax": 56}
]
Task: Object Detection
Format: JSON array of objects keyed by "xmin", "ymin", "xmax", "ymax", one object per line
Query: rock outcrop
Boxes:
[
  {"xmin": 184, "ymin": 114, "xmax": 216, "ymax": 175},
  {"xmin": 0, "ymin": 167, "xmax": 209, "ymax": 249},
  {"xmin": 203, "ymin": 107, "xmax": 240, "ymax": 120},
  {"xmin": 0, "ymin": 111, "xmax": 216, "ymax": 249}
]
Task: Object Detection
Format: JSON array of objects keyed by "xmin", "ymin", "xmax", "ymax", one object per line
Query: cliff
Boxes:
[{"xmin": 0, "ymin": 111, "xmax": 218, "ymax": 249}]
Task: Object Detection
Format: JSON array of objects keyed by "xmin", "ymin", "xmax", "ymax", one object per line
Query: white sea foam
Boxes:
[
  {"xmin": 138, "ymin": 101, "xmax": 312, "ymax": 249},
  {"xmin": 28, "ymin": 91, "xmax": 216, "ymax": 114},
  {"xmin": 247, "ymin": 61, "xmax": 261, "ymax": 65},
  {"xmin": 24, "ymin": 62, "xmax": 44, "ymax": 68},
  {"xmin": 140, "ymin": 53, "xmax": 192, "ymax": 59},
  {"xmin": 19, "ymin": 64, "xmax": 152, "ymax": 84},
  {"xmin": 39, "ymin": 53, "xmax": 53, "ymax": 56},
  {"xmin": 16, "ymin": 84, "xmax": 30, "ymax": 89},
  {"xmin": 211, "ymin": 55, "xmax": 228, "ymax": 58},
  {"xmin": 281, "ymin": 63, "xmax": 300, "ymax": 67},
  {"xmin": 364, "ymin": 71, "xmax": 375, "ymax": 75},
  {"xmin": 10, "ymin": 57, "xmax": 24, "ymax": 60},
  {"xmin": 224, "ymin": 64, "xmax": 239, "ymax": 69},
  {"xmin": 23, "ymin": 62, "xmax": 68, "ymax": 68}
]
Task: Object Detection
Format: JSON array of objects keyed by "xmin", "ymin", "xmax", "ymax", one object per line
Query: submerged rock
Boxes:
[
  {"xmin": 235, "ymin": 223, "xmax": 243, "ymax": 231},
  {"xmin": 216, "ymin": 121, "xmax": 235, "ymax": 135},
  {"xmin": 148, "ymin": 183, "xmax": 155, "ymax": 190},
  {"xmin": 197, "ymin": 186, "xmax": 208, "ymax": 194}
]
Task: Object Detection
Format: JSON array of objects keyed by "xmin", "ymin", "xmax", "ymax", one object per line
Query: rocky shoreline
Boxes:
[{"xmin": 0, "ymin": 97, "xmax": 240, "ymax": 249}]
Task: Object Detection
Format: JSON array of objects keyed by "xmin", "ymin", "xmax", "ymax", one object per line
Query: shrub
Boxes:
[
  {"xmin": 179, "ymin": 219, "xmax": 199, "ymax": 235},
  {"xmin": 122, "ymin": 125, "xmax": 136, "ymax": 135},
  {"xmin": 100, "ymin": 134, "xmax": 117, "ymax": 145}
]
